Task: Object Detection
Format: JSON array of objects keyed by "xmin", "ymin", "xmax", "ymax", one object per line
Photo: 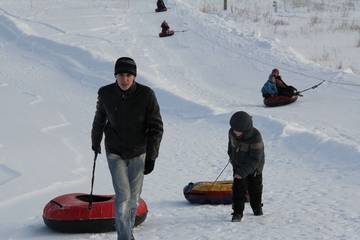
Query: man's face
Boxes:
[{"xmin": 115, "ymin": 73, "xmax": 136, "ymax": 91}]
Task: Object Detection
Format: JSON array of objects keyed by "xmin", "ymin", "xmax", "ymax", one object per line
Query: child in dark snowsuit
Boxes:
[{"xmin": 228, "ymin": 111, "xmax": 265, "ymax": 222}]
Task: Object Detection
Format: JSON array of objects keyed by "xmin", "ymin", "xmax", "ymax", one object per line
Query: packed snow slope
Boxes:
[{"xmin": 0, "ymin": 0, "xmax": 359, "ymax": 239}]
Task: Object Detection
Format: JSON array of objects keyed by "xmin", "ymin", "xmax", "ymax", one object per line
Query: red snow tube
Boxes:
[
  {"xmin": 183, "ymin": 180, "xmax": 249, "ymax": 204},
  {"xmin": 155, "ymin": 7, "xmax": 167, "ymax": 12},
  {"xmin": 43, "ymin": 193, "xmax": 148, "ymax": 233},
  {"xmin": 263, "ymin": 95, "xmax": 298, "ymax": 107},
  {"xmin": 159, "ymin": 30, "xmax": 174, "ymax": 37}
]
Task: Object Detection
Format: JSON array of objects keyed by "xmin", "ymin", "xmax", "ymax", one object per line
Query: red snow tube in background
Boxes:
[
  {"xmin": 159, "ymin": 30, "xmax": 174, "ymax": 37},
  {"xmin": 155, "ymin": 7, "xmax": 167, "ymax": 12},
  {"xmin": 263, "ymin": 95, "xmax": 298, "ymax": 107},
  {"xmin": 43, "ymin": 193, "xmax": 147, "ymax": 233}
]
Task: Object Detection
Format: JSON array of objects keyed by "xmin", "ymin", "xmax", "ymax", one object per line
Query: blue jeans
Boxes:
[{"xmin": 106, "ymin": 152, "xmax": 145, "ymax": 240}]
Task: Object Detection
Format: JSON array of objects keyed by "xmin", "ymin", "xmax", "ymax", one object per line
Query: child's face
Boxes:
[
  {"xmin": 271, "ymin": 77, "xmax": 275, "ymax": 82},
  {"xmin": 233, "ymin": 129, "xmax": 243, "ymax": 138}
]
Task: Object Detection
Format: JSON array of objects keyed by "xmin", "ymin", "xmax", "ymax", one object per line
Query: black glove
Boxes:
[
  {"xmin": 144, "ymin": 159, "xmax": 155, "ymax": 175},
  {"xmin": 92, "ymin": 146, "xmax": 101, "ymax": 154}
]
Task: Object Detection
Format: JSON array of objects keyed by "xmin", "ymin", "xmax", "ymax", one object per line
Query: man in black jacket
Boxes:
[
  {"xmin": 228, "ymin": 111, "xmax": 265, "ymax": 222},
  {"xmin": 91, "ymin": 57, "xmax": 163, "ymax": 240}
]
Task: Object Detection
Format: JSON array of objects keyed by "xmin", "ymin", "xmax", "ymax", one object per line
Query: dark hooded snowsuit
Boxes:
[{"xmin": 228, "ymin": 111, "xmax": 265, "ymax": 214}]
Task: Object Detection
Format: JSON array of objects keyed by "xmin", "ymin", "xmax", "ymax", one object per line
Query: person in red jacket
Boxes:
[{"xmin": 161, "ymin": 20, "xmax": 170, "ymax": 34}]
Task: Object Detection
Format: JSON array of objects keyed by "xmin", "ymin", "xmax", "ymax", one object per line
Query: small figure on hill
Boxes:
[
  {"xmin": 261, "ymin": 74, "xmax": 278, "ymax": 98},
  {"xmin": 270, "ymin": 68, "xmax": 302, "ymax": 97},
  {"xmin": 227, "ymin": 111, "xmax": 265, "ymax": 222},
  {"xmin": 157, "ymin": 0, "xmax": 166, "ymax": 11},
  {"xmin": 161, "ymin": 20, "xmax": 170, "ymax": 34}
]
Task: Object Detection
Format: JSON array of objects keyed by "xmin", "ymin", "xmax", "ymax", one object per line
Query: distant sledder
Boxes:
[
  {"xmin": 271, "ymin": 68, "xmax": 302, "ymax": 97},
  {"xmin": 159, "ymin": 20, "xmax": 174, "ymax": 37},
  {"xmin": 155, "ymin": 0, "xmax": 167, "ymax": 12},
  {"xmin": 262, "ymin": 68, "xmax": 301, "ymax": 107}
]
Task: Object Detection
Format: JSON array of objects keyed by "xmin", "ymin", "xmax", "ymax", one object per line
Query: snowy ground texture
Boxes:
[{"xmin": 1, "ymin": 0, "xmax": 360, "ymax": 239}]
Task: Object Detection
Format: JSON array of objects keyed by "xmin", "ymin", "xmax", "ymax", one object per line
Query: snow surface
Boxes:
[{"xmin": 1, "ymin": 0, "xmax": 360, "ymax": 239}]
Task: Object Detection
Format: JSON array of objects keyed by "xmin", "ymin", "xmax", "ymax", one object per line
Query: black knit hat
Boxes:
[{"xmin": 114, "ymin": 57, "xmax": 137, "ymax": 76}]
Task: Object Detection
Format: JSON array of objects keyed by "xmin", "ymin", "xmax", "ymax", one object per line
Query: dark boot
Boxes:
[
  {"xmin": 252, "ymin": 203, "xmax": 263, "ymax": 216},
  {"xmin": 131, "ymin": 233, "xmax": 135, "ymax": 240},
  {"xmin": 231, "ymin": 212, "xmax": 243, "ymax": 222}
]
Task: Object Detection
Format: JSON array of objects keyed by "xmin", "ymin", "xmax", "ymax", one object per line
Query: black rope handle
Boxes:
[
  {"xmin": 298, "ymin": 80, "xmax": 325, "ymax": 94},
  {"xmin": 88, "ymin": 152, "xmax": 98, "ymax": 210},
  {"xmin": 208, "ymin": 160, "xmax": 230, "ymax": 191}
]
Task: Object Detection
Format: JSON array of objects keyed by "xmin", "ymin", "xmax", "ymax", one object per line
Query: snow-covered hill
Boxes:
[{"xmin": 0, "ymin": 0, "xmax": 359, "ymax": 239}]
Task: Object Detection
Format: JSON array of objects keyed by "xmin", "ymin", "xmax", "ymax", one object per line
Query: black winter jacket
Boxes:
[
  {"xmin": 227, "ymin": 112, "xmax": 265, "ymax": 178},
  {"xmin": 91, "ymin": 81, "xmax": 163, "ymax": 160}
]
